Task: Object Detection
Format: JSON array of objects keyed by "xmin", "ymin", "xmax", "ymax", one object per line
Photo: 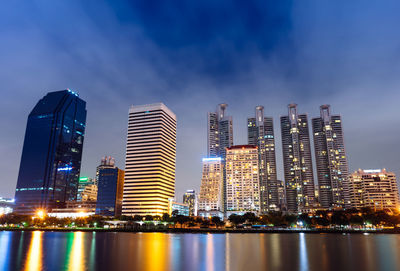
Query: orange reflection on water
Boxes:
[
  {"xmin": 68, "ymin": 232, "xmax": 85, "ymax": 271},
  {"xmin": 24, "ymin": 231, "xmax": 42, "ymax": 271},
  {"xmin": 144, "ymin": 233, "xmax": 168, "ymax": 271}
]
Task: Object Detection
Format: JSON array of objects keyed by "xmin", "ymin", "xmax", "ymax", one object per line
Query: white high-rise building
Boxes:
[
  {"xmin": 198, "ymin": 158, "xmax": 224, "ymax": 218},
  {"xmin": 225, "ymin": 145, "xmax": 260, "ymax": 216},
  {"xmin": 122, "ymin": 103, "xmax": 176, "ymax": 216}
]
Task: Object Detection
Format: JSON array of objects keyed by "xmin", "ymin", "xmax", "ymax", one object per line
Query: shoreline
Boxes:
[{"xmin": 1, "ymin": 227, "xmax": 399, "ymax": 234}]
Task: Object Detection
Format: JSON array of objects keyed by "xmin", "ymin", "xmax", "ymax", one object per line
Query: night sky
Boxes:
[{"xmin": 1, "ymin": 1, "xmax": 400, "ymax": 201}]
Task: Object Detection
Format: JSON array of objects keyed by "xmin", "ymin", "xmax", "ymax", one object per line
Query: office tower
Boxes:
[
  {"xmin": 183, "ymin": 190, "xmax": 196, "ymax": 216},
  {"xmin": 122, "ymin": 103, "xmax": 176, "ymax": 216},
  {"xmin": 96, "ymin": 157, "xmax": 125, "ymax": 216},
  {"xmin": 281, "ymin": 104, "xmax": 315, "ymax": 212},
  {"xmin": 348, "ymin": 169, "xmax": 400, "ymax": 210},
  {"xmin": 225, "ymin": 145, "xmax": 260, "ymax": 216},
  {"xmin": 198, "ymin": 158, "xmax": 224, "ymax": 218},
  {"xmin": 15, "ymin": 90, "xmax": 86, "ymax": 214},
  {"xmin": 77, "ymin": 177, "xmax": 96, "ymax": 201},
  {"xmin": 312, "ymin": 105, "xmax": 349, "ymax": 209},
  {"xmin": 207, "ymin": 104, "xmax": 233, "ymax": 159},
  {"xmin": 207, "ymin": 104, "xmax": 233, "ymax": 212},
  {"xmin": 248, "ymin": 106, "xmax": 279, "ymax": 212}
]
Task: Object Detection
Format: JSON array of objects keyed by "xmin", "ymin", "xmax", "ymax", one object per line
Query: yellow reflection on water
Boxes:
[
  {"xmin": 24, "ymin": 231, "xmax": 42, "ymax": 271},
  {"xmin": 68, "ymin": 232, "xmax": 85, "ymax": 271},
  {"xmin": 145, "ymin": 233, "xmax": 167, "ymax": 271}
]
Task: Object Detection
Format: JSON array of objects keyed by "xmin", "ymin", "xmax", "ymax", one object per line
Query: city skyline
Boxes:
[{"xmin": 1, "ymin": 1, "xmax": 400, "ymax": 203}]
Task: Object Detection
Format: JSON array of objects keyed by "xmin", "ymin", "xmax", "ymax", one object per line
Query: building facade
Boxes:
[
  {"xmin": 348, "ymin": 169, "xmax": 400, "ymax": 210},
  {"xmin": 225, "ymin": 145, "xmax": 260, "ymax": 216},
  {"xmin": 77, "ymin": 177, "xmax": 96, "ymax": 201},
  {"xmin": 207, "ymin": 104, "xmax": 233, "ymax": 212},
  {"xmin": 248, "ymin": 106, "xmax": 279, "ymax": 212},
  {"xmin": 198, "ymin": 158, "xmax": 224, "ymax": 218},
  {"xmin": 312, "ymin": 105, "xmax": 349, "ymax": 209},
  {"xmin": 96, "ymin": 157, "xmax": 125, "ymax": 216},
  {"xmin": 122, "ymin": 103, "xmax": 176, "ymax": 216},
  {"xmin": 15, "ymin": 90, "xmax": 86, "ymax": 214},
  {"xmin": 183, "ymin": 190, "xmax": 196, "ymax": 216},
  {"xmin": 281, "ymin": 104, "xmax": 315, "ymax": 212},
  {"xmin": 168, "ymin": 200, "xmax": 190, "ymax": 216}
]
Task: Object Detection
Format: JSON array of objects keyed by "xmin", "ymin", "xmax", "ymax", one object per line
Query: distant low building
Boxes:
[
  {"xmin": 77, "ymin": 177, "xmax": 97, "ymax": 201},
  {"xmin": 348, "ymin": 169, "xmax": 400, "ymax": 210},
  {"xmin": 183, "ymin": 190, "xmax": 196, "ymax": 216},
  {"xmin": 168, "ymin": 199, "xmax": 189, "ymax": 216},
  {"xmin": 49, "ymin": 201, "xmax": 96, "ymax": 218}
]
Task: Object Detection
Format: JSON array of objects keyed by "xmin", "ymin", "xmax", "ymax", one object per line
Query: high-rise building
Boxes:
[
  {"xmin": 15, "ymin": 90, "xmax": 86, "ymax": 214},
  {"xmin": 312, "ymin": 105, "xmax": 349, "ymax": 209},
  {"xmin": 96, "ymin": 157, "xmax": 125, "ymax": 216},
  {"xmin": 207, "ymin": 104, "xmax": 233, "ymax": 159},
  {"xmin": 225, "ymin": 145, "xmax": 260, "ymax": 216},
  {"xmin": 207, "ymin": 104, "xmax": 233, "ymax": 212},
  {"xmin": 122, "ymin": 103, "xmax": 176, "ymax": 216},
  {"xmin": 198, "ymin": 158, "xmax": 224, "ymax": 218},
  {"xmin": 348, "ymin": 169, "xmax": 400, "ymax": 210},
  {"xmin": 183, "ymin": 190, "xmax": 196, "ymax": 216},
  {"xmin": 277, "ymin": 180, "xmax": 286, "ymax": 211},
  {"xmin": 248, "ymin": 106, "xmax": 278, "ymax": 212},
  {"xmin": 281, "ymin": 104, "xmax": 315, "ymax": 212}
]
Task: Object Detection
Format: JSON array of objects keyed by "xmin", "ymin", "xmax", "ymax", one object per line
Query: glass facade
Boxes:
[
  {"xmin": 96, "ymin": 166, "xmax": 125, "ymax": 217},
  {"xmin": 15, "ymin": 90, "xmax": 86, "ymax": 214}
]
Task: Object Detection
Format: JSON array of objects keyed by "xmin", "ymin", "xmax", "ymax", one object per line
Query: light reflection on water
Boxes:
[{"xmin": 1, "ymin": 231, "xmax": 400, "ymax": 271}]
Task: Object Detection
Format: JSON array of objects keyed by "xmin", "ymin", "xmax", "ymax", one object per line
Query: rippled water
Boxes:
[{"xmin": 0, "ymin": 231, "xmax": 400, "ymax": 271}]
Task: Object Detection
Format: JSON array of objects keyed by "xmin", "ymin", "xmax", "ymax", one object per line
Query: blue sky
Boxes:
[{"xmin": 1, "ymin": 1, "xmax": 400, "ymax": 200}]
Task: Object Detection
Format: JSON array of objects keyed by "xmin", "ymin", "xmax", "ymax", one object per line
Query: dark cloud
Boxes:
[{"xmin": 0, "ymin": 1, "xmax": 399, "ymax": 201}]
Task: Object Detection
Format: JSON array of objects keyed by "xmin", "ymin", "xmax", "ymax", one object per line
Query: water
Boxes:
[{"xmin": 0, "ymin": 231, "xmax": 399, "ymax": 271}]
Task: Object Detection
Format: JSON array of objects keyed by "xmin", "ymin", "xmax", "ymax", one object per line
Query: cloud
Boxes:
[{"xmin": 1, "ymin": 1, "xmax": 400, "ymax": 201}]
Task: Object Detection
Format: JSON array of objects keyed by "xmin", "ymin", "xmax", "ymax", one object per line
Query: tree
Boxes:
[
  {"xmin": 162, "ymin": 213, "xmax": 170, "ymax": 222},
  {"xmin": 228, "ymin": 214, "xmax": 244, "ymax": 227}
]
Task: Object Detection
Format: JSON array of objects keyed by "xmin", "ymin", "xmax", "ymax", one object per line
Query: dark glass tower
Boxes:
[
  {"xmin": 15, "ymin": 90, "xmax": 86, "ymax": 214},
  {"xmin": 96, "ymin": 157, "xmax": 125, "ymax": 217}
]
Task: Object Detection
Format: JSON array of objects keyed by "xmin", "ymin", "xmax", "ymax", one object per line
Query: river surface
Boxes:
[{"xmin": 0, "ymin": 231, "xmax": 399, "ymax": 271}]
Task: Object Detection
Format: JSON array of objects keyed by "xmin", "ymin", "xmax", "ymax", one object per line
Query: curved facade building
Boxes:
[{"xmin": 15, "ymin": 90, "xmax": 86, "ymax": 214}]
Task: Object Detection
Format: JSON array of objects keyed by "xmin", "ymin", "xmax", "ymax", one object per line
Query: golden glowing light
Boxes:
[
  {"xmin": 24, "ymin": 231, "xmax": 42, "ymax": 271},
  {"xmin": 35, "ymin": 210, "xmax": 45, "ymax": 219}
]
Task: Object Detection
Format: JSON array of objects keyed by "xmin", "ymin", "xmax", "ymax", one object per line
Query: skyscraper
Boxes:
[
  {"xmin": 348, "ymin": 169, "xmax": 399, "ymax": 210},
  {"xmin": 15, "ymin": 90, "xmax": 86, "ymax": 214},
  {"xmin": 122, "ymin": 103, "xmax": 176, "ymax": 216},
  {"xmin": 207, "ymin": 104, "xmax": 233, "ymax": 212},
  {"xmin": 183, "ymin": 190, "xmax": 196, "ymax": 216},
  {"xmin": 312, "ymin": 105, "xmax": 349, "ymax": 209},
  {"xmin": 281, "ymin": 104, "xmax": 315, "ymax": 212},
  {"xmin": 96, "ymin": 157, "xmax": 125, "ymax": 217},
  {"xmin": 225, "ymin": 145, "xmax": 260, "ymax": 216},
  {"xmin": 248, "ymin": 106, "xmax": 279, "ymax": 212},
  {"xmin": 198, "ymin": 158, "xmax": 224, "ymax": 218},
  {"xmin": 207, "ymin": 103, "xmax": 233, "ymax": 159}
]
